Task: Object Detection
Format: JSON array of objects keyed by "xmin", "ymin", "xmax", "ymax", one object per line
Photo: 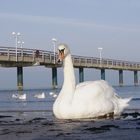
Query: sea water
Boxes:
[
  {"xmin": 0, "ymin": 86, "xmax": 139, "ymax": 112},
  {"xmin": 0, "ymin": 86, "xmax": 140, "ymax": 139}
]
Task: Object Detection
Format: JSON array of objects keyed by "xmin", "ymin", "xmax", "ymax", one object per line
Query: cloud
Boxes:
[{"xmin": 0, "ymin": 12, "xmax": 140, "ymax": 33}]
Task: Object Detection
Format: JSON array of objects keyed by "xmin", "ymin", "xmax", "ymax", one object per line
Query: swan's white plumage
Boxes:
[{"xmin": 53, "ymin": 44, "xmax": 131, "ymax": 119}]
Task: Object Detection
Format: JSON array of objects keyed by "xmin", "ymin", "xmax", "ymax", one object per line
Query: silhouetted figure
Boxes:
[{"xmin": 35, "ymin": 50, "xmax": 40, "ymax": 58}]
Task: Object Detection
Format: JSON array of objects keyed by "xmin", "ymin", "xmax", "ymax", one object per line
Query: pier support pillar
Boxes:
[
  {"xmin": 119, "ymin": 70, "xmax": 123, "ymax": 86},
  {"xmin": 79, "ymin": 67, "xmax": 84, "ymax": 83},
  {"xmin": 101, "ymin": 69, "xmax": 105, "ymax": 80},
  {"xmin": 17, "ymin": 67, "xmax": 23, "ymax": 90},
  {"xmin": 52, "ymin": 67, "xmax": 58, "ymax": 89},
  {"xmin": 134, "ymin": 70, "xmax": 138, "ymax": 86}
]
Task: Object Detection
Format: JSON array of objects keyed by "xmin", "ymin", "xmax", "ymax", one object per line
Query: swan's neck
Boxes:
[
  {"xmin": 63, "ymin": 54, "xmax": 76, "ymax": 91},
  {"xmin": 61, "ymin": 54, "xmax": 76, "ymax": 95},
  {"xmin": 53, "ymin": 53, "xmax": 76, "ymax": 118}
]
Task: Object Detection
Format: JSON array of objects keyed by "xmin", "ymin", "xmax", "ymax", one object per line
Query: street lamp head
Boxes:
[
  {"xmin": 98, "ymin": 47, "xmax": 103, "ymax": 50},
  {"xmin": 17, "ymin": 32, "xmax": 21, "ymax": 36},
  {"xmin": 52, "ymin": 38, "xmax": 57, "ymax": 42},
  {"xmin": 17, "ymin": 41, "xmax": 21, "ymax": 44},
  {"xmin": 12, "ymin": 32, "xmax": 21, "ymax": 36},
  {"xmin": 12, "ymin": 32, "xmax": 16, "ymax": 35},
  {"xmin": 17, "ymin": 41, "xmax": 24, "ymax": 48}
]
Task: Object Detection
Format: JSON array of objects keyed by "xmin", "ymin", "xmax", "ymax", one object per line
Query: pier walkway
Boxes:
[{"xmin": 0, "ymin": 46, "xmax": 139, "ymax": 89}]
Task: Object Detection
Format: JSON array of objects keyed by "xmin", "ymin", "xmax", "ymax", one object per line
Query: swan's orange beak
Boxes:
[{"xmin": 57, "ymin": 50, "xmax": 65, "ymax": 62}]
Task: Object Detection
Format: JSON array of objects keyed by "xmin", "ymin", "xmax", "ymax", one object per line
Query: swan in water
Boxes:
[
  {"xmin": 49, "ymin": 92, "xmax": 54, "ymax": 96},
  {"xmin": 53, "ymin": 94, "xmax": 57, "ymax": 98},
  {"xmin": 49, "ymin": 92, "xmax": 57, "ymax": 98},
  {"xmin": 34, "ymin": 92, "xmax": 45, "ymax": 99},
  {"xmin": 12, "ymin": 93, "xmax": 26, "ymax": 100},
  {"xmin": 53, "ymin": 44, "xmax": 131, "ymax": 119}
]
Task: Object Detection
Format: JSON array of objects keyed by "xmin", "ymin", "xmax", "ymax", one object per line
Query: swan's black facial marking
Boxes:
[
  {"xmin": 57, "ymin": 43, "xmax": 70, "ymax": 62},
  {"xmin": 59, "ymin": 48, "xmax": 65, "ymax": 55},
  {"xmin": 57, "ymin": 48, "xmax": 65, "ymax": 62}
]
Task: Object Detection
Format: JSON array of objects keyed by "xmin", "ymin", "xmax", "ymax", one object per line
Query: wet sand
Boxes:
[{"xmin": 0, "ymin": 111, "xmax": 140, "ymax": 140}]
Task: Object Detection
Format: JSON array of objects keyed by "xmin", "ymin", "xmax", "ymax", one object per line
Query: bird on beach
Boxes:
[{"xmin": 53, "ymin": 43, "xmax": 131, "ymax": 119}]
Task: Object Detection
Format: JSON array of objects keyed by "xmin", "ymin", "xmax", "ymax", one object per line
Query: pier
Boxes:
[{"xmin": 0, "ymin": 46, "xmax": 140, "ymax": 90}]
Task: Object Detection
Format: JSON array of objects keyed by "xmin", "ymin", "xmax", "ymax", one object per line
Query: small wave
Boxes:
[
  {"xmin": 0, "ymin": 109, "xmax": 52, "ymax": 113},
  {"xmin": 0, "ymin": 100, "xmax": 53, "ymax": 104}
]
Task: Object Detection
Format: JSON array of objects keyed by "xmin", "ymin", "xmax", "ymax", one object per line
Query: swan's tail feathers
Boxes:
[
  {"xmin": 120, "ymin": 97, "xmax": 132, "ymax": 108},
  {"xmin": 114, "ymin": 94, "xmax": 132, "ymax": 115}
]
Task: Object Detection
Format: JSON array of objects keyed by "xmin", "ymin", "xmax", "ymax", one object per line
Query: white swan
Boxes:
[
  {"xmin": 53, "ymin": 44, "xmax": 131, "ymax": 119},
  {"xmin": 49, "ymin": 92, "xmax": 57, "ymax": 98},
  {"xmin": 34, "ymin": 92, "xmax": 45, "ymax": 99},
  {"xmin": 18, "ymin": 93, "xmax": 26, "ymax": 100},
  {"xmin": 12, "ymin": 94, "xmax": 18, "ymax": 99},
  {"xmin": 12, "ymin": 93, "xmax": 26, "ymax": 100},
  {"xmin": 53, "ymin": 94, "xmax": 57, "ymax": 98},
  {"xmin": 49, "ymin": 92, "xmax": 55, "ymax": 96}
]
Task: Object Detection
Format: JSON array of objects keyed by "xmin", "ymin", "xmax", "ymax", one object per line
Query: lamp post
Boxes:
[
  {"xmin": 18, "ymin": 41, "xmax": 24, "ymax": 58},
  {"xmin": 52, "ymin": 38, "xmax": 57, "ymax": 64},
  {"xmin": 18, "ymin": 41, "xmax": 24, "ymax": 48},
  {"xmin": 98, "ymin": 47, "xmax": 103, "ymax": 67},
  {"xmin": 12, "ymin": 32, "xmax": 21, "ymax": 61}
]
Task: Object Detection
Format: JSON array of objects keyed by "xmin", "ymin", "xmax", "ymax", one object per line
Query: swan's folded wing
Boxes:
[{"xmin": 76, "ymin": 81, "xmax": 94, "ymax": 89}]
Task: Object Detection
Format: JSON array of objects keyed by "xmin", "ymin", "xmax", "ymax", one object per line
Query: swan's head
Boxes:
[{"xmin": 57, "ymin": 44, "xmax": 70, "ymax": 62}]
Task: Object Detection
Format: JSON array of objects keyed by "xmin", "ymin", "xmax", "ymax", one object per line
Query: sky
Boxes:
[{"xmin": 0, "ymin": 0, "xmax": 140, "ymax": 89}]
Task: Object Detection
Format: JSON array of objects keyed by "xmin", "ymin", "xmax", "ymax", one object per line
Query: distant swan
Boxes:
[
  {"xmin": 53, "ymin": 44, "xmax": 131, "ymax": 119},
  {"xmin": 34, "ymin": 92, "xmax": 45, "ymax": 99},
  {"xmin": 49, "ymin": 92, "xmax": 54, "ymax": 96},
  {"xmin": 12, "ymin": 93, "xmax": 26, "ymax": 100},
  {"xmin": 49, "ymin": 92, "xmax": 57, "ymax": 98},
  {"xmin": 53, "ymin": 94, "xmax": 57, "ymax": 98}
]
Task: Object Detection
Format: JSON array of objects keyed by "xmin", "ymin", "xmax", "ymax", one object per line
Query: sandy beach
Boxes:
[{"xmin": 0, "ymin": 111, "xmax": 139, "ymax": 140}]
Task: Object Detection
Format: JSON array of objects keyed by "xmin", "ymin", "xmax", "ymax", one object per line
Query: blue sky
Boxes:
[{"xmin": 0, "ymin": 0, "xmax": 140, "ymax": 89}]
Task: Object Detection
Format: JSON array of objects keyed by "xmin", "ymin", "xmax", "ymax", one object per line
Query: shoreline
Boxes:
[{"xmin": 0, "ymin": 111, "xmax": 140, "ymax": 140}]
